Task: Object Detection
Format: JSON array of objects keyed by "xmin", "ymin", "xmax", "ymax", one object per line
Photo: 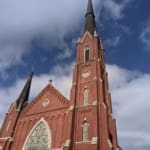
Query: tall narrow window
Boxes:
[
  {"xmin": 85, "ymin": 46, "xmax": 89, "ymax": 62},
  {"xmin": 82, "ymin": 122, "xmax": 89, "ymax": 141},
  {"xmin": 84, "ymin": 89, "xmax": 88, "ymax": 106}
]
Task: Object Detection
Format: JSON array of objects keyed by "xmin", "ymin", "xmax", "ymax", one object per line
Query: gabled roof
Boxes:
[{"xmin": 22, "ymin": 83, "xmax": 69, "ymax": 116}]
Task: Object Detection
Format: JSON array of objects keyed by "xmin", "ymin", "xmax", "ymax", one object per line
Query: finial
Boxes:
[
  {"xmin": 49, "ymin": 79, "xmax": 53, "ymax": 84},
  {"xmin": 29, "ymin": 71, "xmax": 34, "ymax": 78},
  {"xmin": 94, "ymin": 30, "xmax": 98, "ymax": 37}
]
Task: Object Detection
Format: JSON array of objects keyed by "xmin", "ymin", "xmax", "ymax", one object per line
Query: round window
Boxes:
[{"xmin": 42, "ymin": 99, "xmax": 50, "ymax": 107}]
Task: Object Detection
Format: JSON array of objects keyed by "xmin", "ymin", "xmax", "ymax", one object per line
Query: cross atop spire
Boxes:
[
  {"xmin": 16, "ymin": 72, "xmax": 33, "ymax": 111},
  {"xmin": 84, "ymin": 0, "xmax": 96, "ymax": 36}
]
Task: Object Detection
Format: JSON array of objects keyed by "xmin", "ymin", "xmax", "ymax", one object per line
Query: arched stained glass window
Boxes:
[
  {"xmin": 84, "ymin": 89, "xmax": 88, "ymax": 105},
  {"xmin": 82, "ymin": 122, "xmax": 89, "ymax": 141},
  {"xmin": 24, "ymin": 121, "xmax": 50, "ymax": 150}
]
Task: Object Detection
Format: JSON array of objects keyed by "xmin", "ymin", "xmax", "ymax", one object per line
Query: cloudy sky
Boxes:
[{"xmin": 0, "ymin": 0, "xmax": 150, "ymax": 149}]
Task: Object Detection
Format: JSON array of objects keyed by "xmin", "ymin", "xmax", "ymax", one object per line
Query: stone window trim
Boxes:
[
  {"xmin": 42, "ymin": 98, "xmax": 50, "ymax": 107},
  {"xmin": 75, "ymin": 137, "xmax": 98, "ymax": 145},
  {"xmin": 6, "ymin": 119, "xmax": 12, "ymax": 132},
  {"xmin": 7, "ymin": 103, "xmax": 14, "ymax": 113},
  {"xmin": 81, "ymin": 121, "xmax": 90, "ymax": 142},
  {"xmin": 22, "ymin": 117, "xmax": 51, "ymax": 150}
]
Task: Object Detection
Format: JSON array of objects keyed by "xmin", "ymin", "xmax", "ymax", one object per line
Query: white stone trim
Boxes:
[
  {"xmin": 93, "ymin": 77, "xmax": 97, "ymax": 80},
  {"xmin": 22, "ymin": 117, "xmax": 51, "ymax": 150},
  {"xmin": 110, "ymin": 113, "xmax": 115, "ymax": 120},
  {"xmin": 84, "ymin": 85, "xmax": 88, "ymax": 88},
  {"xmin": 102, "ymin": 102, "xmax": 106, "ymax": 109},
  {"xmin": 92, "ymin": 101, "xmax": 97, "ymax": 106},
  {"xmin": 64, "ymin": 139, "xmax": 71, "ymax": 147},
  {"xmin": 7, "ymin": 103, "xmax": 15, "ymax": 113},
  {"xmin": 91, "ymin": 137, "xmax": 98, "ymax": 144},
  {"xmin": 0, "ymin": 137, "xmax": 13, "ymax": 141},
  {"xmin": 84, "ymin": 117, "xmax": 87, "ymax": 121},
  {"xmin": 77, "ymin": 103, "xmax": 97, "ymax": 108},
  {"xmin": 75, "ymin": 140, "xmax": 91, "ymax": 144},
  {"xmin": 81, "ymin": 31, "xmax": 93, "ymax": 43},
  {"xmin": 82, "ymin": 71, "xmax": 91, "ymax": 78},
  {"xmin": 99, "ymin": 78, "xmax": 103, "ymax": 82},
  {"xmin": 94, "ymin": 31, "xmax": 98, "ymax": 37},
  {"xmin": 98, "ymin": 58, "xmax": 101, "ymax": 61},
  {"xmin": 42, "ymin": 98, "xmax": 50, "ymax": 107},
  {"xmin": 69, "ymin": 105, "xmax": 74, "ymax": 111},
  {"xmin": 6, "ymin": 119, "xmax": 12, "ymax": 132},
  {"xmin": 107, "ymin": 139, "xmax": 113, "ymax": 148}
]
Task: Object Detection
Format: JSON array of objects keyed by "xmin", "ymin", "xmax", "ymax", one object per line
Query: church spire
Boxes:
[
  {"xmin": 16, "ymin": 72, "xmax": 33, "ymax": 111},
  {"xmin": 84, "ymin": 0, "xmax": 96, "ymax": 36}
]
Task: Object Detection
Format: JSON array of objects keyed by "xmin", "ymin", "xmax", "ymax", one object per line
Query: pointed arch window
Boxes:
[
  {"xmin": 84, "ymin": 89, "xmax": 88, "ymax": 106},
  {"xmin": 82, "ymin": 122, "xmax": 89, "ymax": 141},
  {"xmin": 24, "ymin": 120, "xmax": 51, "ymax": 150},
  {"xmin": 84, "ymin": 46, "xmax": 90, "ymax": 62}
]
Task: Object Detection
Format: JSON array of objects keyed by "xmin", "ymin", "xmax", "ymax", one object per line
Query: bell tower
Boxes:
[{"xmin": 69, "ymin": 0, "xmax": 119, "ymax": 149}]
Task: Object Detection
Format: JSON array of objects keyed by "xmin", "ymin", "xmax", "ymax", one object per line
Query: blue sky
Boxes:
[{"xmin": 0, "ymin": 0, "xmax": 150, "ymax": 149}]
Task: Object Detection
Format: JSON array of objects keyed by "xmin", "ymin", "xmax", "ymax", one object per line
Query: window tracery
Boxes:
[{"xmin": 24, "ymin": 122, "xmax": 49, "ymax": 150}]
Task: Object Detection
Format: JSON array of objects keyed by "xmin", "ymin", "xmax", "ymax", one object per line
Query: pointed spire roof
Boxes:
[
  {"xmin": 16, "ymin": 72, "xmax": 33, "ymax": 111},
  {"xmin": 84, "ymin": 0, "xmax": 96, "ymax": 36},
  {"xmin": 87, "ymin": 0, "xmax": 94, "ymax": 13}
]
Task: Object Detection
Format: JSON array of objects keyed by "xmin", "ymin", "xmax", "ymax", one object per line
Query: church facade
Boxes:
[{"xmin": 0, "ymin": 0, "xmax": 120, "ymax": 150}]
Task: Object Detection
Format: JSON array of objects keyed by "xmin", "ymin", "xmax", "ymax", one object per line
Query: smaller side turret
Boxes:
[{"xmin": 0, "ymin": 72, "xmax": 33, "ymax": 150}]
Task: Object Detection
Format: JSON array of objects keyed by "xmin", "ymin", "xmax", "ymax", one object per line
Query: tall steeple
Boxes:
[
  {"xmin": 84, "ymin": 0, "xmax": 96, "ymax": 36},
  {"xmin": 16, "ymin": 72, "xmax": 33, "ymax": 111},
  {"xmin": 69, "ymin": 0, "xmax": 119, "ymax": 149}
]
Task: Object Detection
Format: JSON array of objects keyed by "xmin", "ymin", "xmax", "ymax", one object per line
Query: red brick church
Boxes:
[{"xmin": 0, "ymin": 0, "xmax": 120, "ymax": 149}]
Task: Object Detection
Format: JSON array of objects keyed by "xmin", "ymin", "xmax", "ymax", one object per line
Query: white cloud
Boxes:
[
  {"xmin": 0, "ymin": 0, "xmax": 88, "ymax": 73},
  {"xmin": 1, "ymin": 64, "xmax": 150, "ymax": 149},
  {"xmin": 107, "ymin": 64, "xmax": 150, "ymax": 149},
  {"xmin": 31, "ymin": 63, "xmax": 73, "ymax": 99},
  {"xmin": 0, "ymin": 0, "xmax": 134, "ymax": 73},
  {"xmin": 104, "ymin": 36, "xmax": 120, "ymax": 47},
  {"xmin": 140, "ymin": 18, "xmax": 150, "ymax": 50},
  {"xmin": 56, "ymin": 47, "xmax": 73, "ymax": 60},
  {"xmin": 101, "ymin": 0, "xmax": 132, "ymax": 20}
]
